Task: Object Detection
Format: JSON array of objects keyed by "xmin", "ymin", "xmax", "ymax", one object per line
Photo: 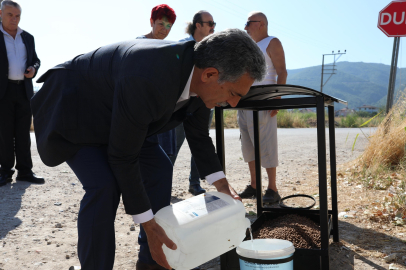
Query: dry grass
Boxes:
[
  {"xmin": 211, "ymin": 110, "xmax": 313, "ymax": 129},
  {"xmin": 212, "ymin": 110, "xmax": 383, "ymax": 129},
  {"xmin": 345, "ymin": 91, "xmax": 406, "ymax": 226},
  {"xmin": 210, "ymin": 110, "xmax": 239, "ymax": 129},
  {"xmin": 277, "ymin": 110, "xmax": 309, "ymax": 128},
  {"xmin": 358, "ymin": 90, "xmax": 406, "ymax": 171}
]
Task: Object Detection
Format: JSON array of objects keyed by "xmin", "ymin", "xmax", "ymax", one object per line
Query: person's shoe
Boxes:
[
  {"xmin": 188, "ymin": 184, "xmax": 206, "ymax": 196},
  {"xmin": 68, "ymin": 267, "xmax": 81, "ymax": 270},
  {"xmin": 0, "ymin": 174, "xmax": 13, "ymax": 187},
  {"xmin": 16, "ymin": 173, "xmax": 45, "ymax": 184},
  {"xmin": 262, "ymin": 189, "xmax": 281, "ymax": 204},
  {"xmin": 135, "ymin": 260, "xmax": 167, "ymax": 270},
  {"xmin": 239, "ymin": 185, "xmax": 256, "ymax": 198}
]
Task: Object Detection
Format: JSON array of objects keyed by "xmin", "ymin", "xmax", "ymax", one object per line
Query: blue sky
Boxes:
[{"xmin": 14, "ymin": 0, "xmax": 405, "ymax": 87}]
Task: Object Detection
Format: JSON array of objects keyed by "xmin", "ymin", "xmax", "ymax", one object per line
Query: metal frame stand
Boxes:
[{"xmin": 216, "ymin": 94, "xmax": 340, "ymax": 270}]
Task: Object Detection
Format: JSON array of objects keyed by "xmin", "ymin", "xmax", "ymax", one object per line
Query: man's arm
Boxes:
[
  {"xmin": 108, "ymin": 76, "xmax": 155, "ymax": 216},
  {"xmin": 108, "ymin": 76, "xmax": 176, "ymax": 269},
  {"xmin": 183, "ymin": 101, "xmax": 241, "ymax": 200},
  {"xmin": 24, "ymin": 35, "xmax": 40, "ymax": 79},
  {"xmin": 267, "ymin": 38, "xmax": 287, "ymax": 117}
]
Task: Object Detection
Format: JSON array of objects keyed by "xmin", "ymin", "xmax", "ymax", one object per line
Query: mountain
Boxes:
[{"xmin": 286, "ymin": 62, "xmax": 406, "ymax": 110}]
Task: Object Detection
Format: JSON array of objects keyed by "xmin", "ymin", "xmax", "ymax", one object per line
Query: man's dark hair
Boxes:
[
  {"xmin": 185, "ymin": 10, "xmax": 208, "ymax": 36},
  {"xmin": 194, "ymin": 29, "xmax": 266, "ymax": 83}
]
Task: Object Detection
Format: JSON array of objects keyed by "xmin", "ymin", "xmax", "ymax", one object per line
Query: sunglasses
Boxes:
[
  {"xmin": 245, "ymin": 20, "xmax": 260, "ymax": 27},
  {"xmin": 200, "ymin": 21, "xmax": 216, "ymax": 27}
]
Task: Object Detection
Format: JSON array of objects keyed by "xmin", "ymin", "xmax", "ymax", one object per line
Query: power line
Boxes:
[{"xmin": 320, "ymin": 50, "xmax": 347, "ymax": 93}]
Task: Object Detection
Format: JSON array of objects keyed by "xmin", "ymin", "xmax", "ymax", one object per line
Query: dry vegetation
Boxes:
[
  {"xmin": 343, "ymin": 92, "xmax": 406, "ymax": 227},
  {"xmin": 211, "ymin": 109, "xmax": 383, "ymax": 129}
]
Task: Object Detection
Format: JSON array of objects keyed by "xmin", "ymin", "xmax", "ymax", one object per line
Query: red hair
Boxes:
[{"xmin": 151, "ymin": 4, "xmax": 176, "ymax": 24}]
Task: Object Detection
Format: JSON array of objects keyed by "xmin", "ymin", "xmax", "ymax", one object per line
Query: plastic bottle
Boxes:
[{"xmin": 155, "ymin": 191, "xmax": 250, "ymax": 270}]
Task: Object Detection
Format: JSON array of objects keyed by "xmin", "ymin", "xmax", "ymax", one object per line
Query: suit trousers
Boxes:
[
  {"xmin": 0, "ymin": 82, "xmax": 33, "ymax": 175},
  {"xmin": 66, "ymin": 140, "xmax": 173, "ymax": 269}
]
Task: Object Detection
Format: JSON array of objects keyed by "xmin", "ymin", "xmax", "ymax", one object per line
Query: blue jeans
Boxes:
[
  {"xmin": 169, "ymin": 110, "xmax": 214, "ymax": 186},
  {"xmin": 66, "ymin": 140, "xmax": 173, "ymax": 269}
]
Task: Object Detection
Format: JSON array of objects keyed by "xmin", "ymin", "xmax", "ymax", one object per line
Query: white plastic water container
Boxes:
[
  {"xmin": 237, "ymin": 239, "xmax": 295, "ymax": 270},
  {"xmin": 154, "ymin": 191, "xmax": 250, "ymax": 270}
]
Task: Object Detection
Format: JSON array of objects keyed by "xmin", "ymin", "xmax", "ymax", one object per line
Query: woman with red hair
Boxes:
[
  {"xmin": 136, "ymin": 4, "xmax": 179, "ymax": 270},
  {"xmin": 142, "ymin": 4, "xmax": 176, "ymax": 40}
]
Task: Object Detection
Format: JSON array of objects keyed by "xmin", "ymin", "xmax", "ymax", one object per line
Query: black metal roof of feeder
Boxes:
[{"xmin": 224, "ymin": 84, "xmax": 347, "ymax": 110}]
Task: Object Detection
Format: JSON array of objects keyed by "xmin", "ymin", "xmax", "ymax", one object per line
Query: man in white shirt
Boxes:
[
  {"xmin": 170, "ymin": 10, "xmax": 216, "ymax": 196},
  {"xmin": 238, "ymin": 11, "xmax": 287, "ymax": 204},
  {"xmin": 0, "ymin": 0, "xmax": 42, "ymax": 187}
]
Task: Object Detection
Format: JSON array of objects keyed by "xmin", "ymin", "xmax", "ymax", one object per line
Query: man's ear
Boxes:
[
  {"xmin": 150, "ymin": 18, "xmax": 154, "ymax": 27},
  {"xmin": 201, "ymin": 67, "xmax": 219, "ymax": 83}
]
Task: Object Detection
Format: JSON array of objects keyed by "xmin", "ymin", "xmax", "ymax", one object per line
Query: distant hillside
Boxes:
[{"xmin": 287, "ymin": 62, "xmax": 406, "ymax": 110}]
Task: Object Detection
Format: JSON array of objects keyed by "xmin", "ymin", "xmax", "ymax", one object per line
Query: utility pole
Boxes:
[{"xmin": 320, "ymin": 50, "xmax": 346, "ymax": 93}]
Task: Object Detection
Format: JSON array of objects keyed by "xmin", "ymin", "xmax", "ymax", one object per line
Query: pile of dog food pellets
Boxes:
[{"xmin": 252, "ymin": 214, "xmax": 321, "ymax": 249}]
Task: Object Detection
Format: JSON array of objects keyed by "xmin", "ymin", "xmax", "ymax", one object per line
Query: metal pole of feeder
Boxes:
[
  {"xmin": 215, "ymin": 107, "xmax": 226, "ymax": 174},
  {"xmin": 316, "ymin": 96, "xmax": 330, "ymax": 269},
  {"xmin": 328, "ymin": 106, "xmax": 339, "ymax": 242},
  {"xmin": 253, "ymin": 111, "xmax": 263, "ymax": 215}
]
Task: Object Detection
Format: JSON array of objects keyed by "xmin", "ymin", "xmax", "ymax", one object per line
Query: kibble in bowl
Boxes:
[{"xmin": 252, "ymin": 214, "xmax": 321, "ymax": 249}]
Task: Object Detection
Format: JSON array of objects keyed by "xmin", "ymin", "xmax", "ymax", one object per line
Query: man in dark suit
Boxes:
[
  {"xmin": 31, "ymin": 29, "xmax": 266, "ymax": 270},
  {"xmin": 0, "ymin": 0, "xmax": 43, "ymax": 187}
]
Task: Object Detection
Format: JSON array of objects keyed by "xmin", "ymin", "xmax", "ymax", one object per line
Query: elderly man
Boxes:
[
  {"xmin": 0, "ymin": 0, "xmax": 42, "ymax": 187},
  {"xmin": 170, "ymin": 10, "xmax": 216, "ymax": 196},
  {"xmin": 31, "ymin": 29, "xmax": 265, "ymax": 270},
  {"xmin": 238, "ymin": 11, "xmax": 287, "ymax": 204}
]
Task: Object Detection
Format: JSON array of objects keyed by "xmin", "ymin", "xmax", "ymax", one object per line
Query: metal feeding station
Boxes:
[{"xmin": 214, "ymin": 85, "xmax": 347, "ymax": 270}]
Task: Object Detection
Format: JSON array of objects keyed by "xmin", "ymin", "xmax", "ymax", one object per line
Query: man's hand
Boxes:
[
  {"xmin": 269, "ymin": 97, "xmax": 282, "ymax": 117},
  {"xmin": 142, "ymin": 218, "xmax": 177, "ymax": 269},
  {"xmin": 24, "ymin": 66, "xmax": 35, "ymax": 79},
  {"xmin": 269, "ymin": 110, "xmax": 279, "ymax": 117},
  {"xmin": 212, "ymin": 178, "xmax": 242, "ymax": 201}
]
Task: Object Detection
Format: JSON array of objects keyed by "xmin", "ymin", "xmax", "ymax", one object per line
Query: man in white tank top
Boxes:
[{"xmin": 238, "ymin": 11, "xmax": 287, "ymax": 204}]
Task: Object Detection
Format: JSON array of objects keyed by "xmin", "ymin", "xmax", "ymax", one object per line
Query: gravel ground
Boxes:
[{"xmin": 1, "ymin": 127, "xmax": 405, "ymax": 270}]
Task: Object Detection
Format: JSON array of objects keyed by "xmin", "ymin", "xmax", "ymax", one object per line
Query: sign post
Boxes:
[{"xmin": 377, "ymin": 0, "xmax": 406, "ymax": 113}]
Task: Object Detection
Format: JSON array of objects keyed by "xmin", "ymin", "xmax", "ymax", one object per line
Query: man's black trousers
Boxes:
[{"xmin": 0, "ymin": 82, "xmax": 33, "ymax": 175}]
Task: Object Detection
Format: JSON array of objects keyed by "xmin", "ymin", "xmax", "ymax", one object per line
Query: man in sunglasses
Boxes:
[
  {"xmin": 238, "ymin": 11, "xmax": 287, "ymax": 204},
  {"xmin": 183, "ymin": 10, "xmax": 215, "ymax": 42},
  {"xmin": 168, "ymin": 10, "xmax": 217, "ymax": 197}
]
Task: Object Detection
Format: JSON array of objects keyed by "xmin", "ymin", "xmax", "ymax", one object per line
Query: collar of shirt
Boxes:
[
  {"xmin": 177, "ymin": 66, "xmax": 197, "ymax": 103},
  {"xmin": 0, "ymin": 24, "xmax": 23, "ymax": 37},
  {"xmin": 178, "ymin": 35, "xmax": 195, "ymax": 42}
]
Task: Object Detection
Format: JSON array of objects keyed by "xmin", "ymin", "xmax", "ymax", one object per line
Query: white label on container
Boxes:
[{"xmin": 173, "ymin": 194, "xmax": 229, "ymax": 219}]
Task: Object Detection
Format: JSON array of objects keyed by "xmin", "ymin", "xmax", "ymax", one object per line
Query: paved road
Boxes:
[
  {"xmin": 209, "ymin": 127, "xmax": 376, "ymax": 137},
  {"xmin": 31, "ymin": 127, "xmax": 376, "ymax": 150}
]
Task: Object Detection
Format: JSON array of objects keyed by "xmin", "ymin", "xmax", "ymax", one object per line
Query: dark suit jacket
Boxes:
[
  {"xmin": 31, "ymin": 39, "xmax": 223, "ymax": 215},
  {"xmin": 0, "ymin": 30, "xmax": 40, "ymax": 99}
]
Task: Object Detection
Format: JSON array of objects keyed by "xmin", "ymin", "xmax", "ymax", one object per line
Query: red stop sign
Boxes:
[{"xmin": 378, "ymin": 0, "xmax": 406, "ymax": 37}]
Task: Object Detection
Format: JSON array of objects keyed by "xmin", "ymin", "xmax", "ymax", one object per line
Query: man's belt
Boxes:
[{"xmin": 8, "ymin": 79, "xmax": 24, "ymax": 85}]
